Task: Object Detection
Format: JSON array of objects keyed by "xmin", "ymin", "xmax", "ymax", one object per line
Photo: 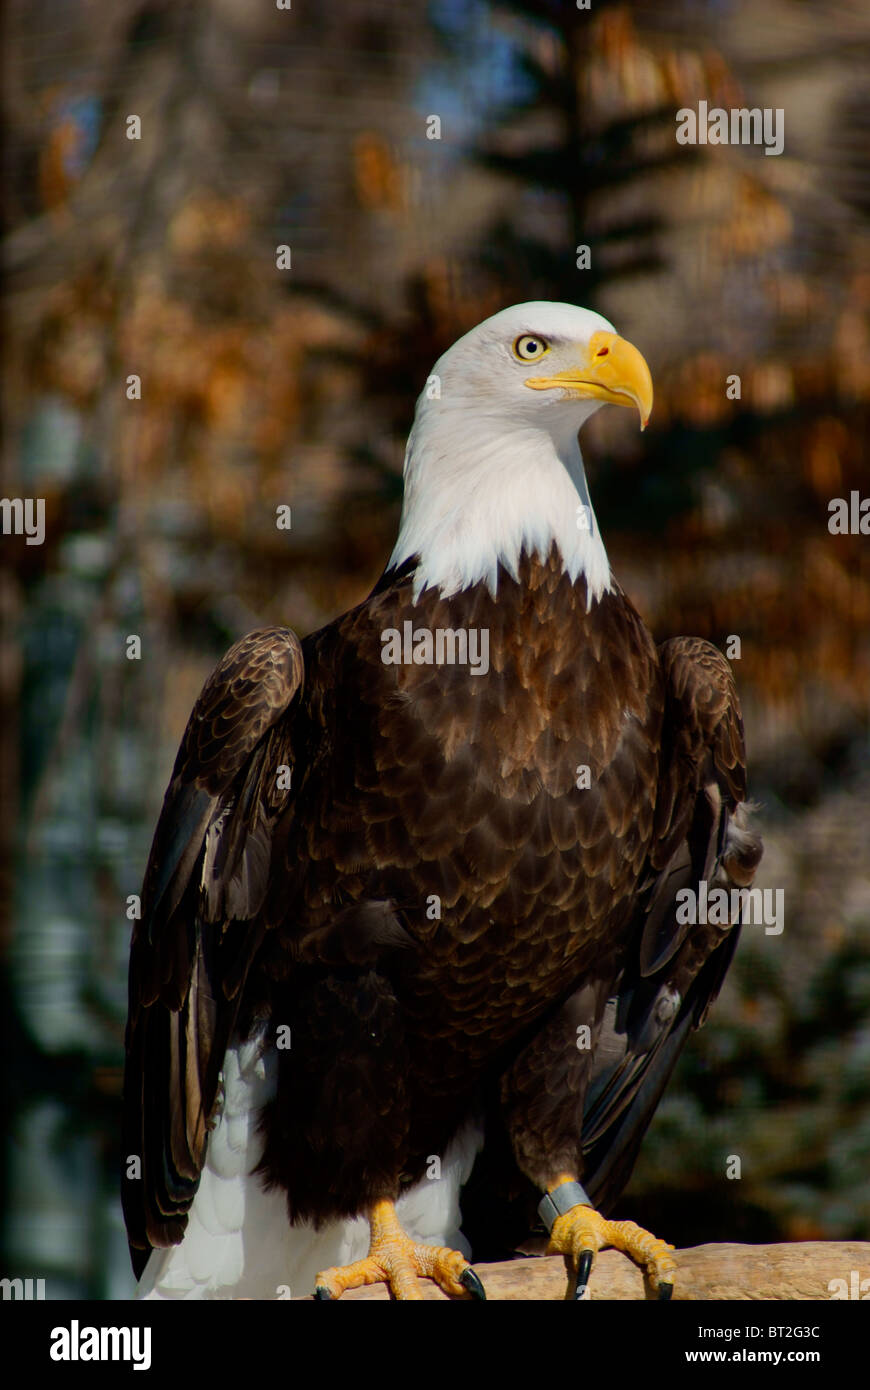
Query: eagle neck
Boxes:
[{"xmin": 387, "ymin": 404, "xmax": 612, "ymax": 610}]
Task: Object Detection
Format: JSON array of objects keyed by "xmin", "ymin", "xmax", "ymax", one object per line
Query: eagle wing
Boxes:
[
  {"xmin": 122, "ymin": 626, "xmax": 303, "ymax": 1274},
  {"xmin": 581, "ymin": 635, "xmax": 762, "ymax": 1210}
]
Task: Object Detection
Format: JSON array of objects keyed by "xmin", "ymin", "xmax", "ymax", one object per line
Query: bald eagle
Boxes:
[{"xmin": 123, "ymin": 302, "xmax": 762, "ymax": 1300}]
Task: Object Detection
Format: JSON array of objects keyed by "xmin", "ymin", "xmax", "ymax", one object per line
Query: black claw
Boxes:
[
  {"xmin": 657, "ymin": 1281, "xmax": 674, "ymax": 1302},
  {"xmin": 574, "ymin": 1248, "xmax": 594, "ymax": 1300},
  {"xmin": 460, "ymin": 1266, "xmax": 487, "ymax": 1300},
  {"xmin": 313, "ymin": 1285, "xmax": 334, "ymax": 1300}
]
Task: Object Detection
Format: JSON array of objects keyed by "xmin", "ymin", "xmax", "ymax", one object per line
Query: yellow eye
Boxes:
[{"xmin": 513, "ymin": 334, "xmax": 549, "ymax": 362}]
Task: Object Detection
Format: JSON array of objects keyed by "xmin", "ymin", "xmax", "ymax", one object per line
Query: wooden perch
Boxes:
[{"xmin": 297, "ymin": 1242, "xmax": 870, "ymax": 1300}]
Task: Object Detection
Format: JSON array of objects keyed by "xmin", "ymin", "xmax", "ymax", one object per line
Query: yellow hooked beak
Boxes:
[{"xmin": 524, "ymin": 331, "xmax": 653, "ymax": 430}]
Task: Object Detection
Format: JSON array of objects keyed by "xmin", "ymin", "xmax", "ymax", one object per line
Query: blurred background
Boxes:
[{"xmin": 2, "ymin": 0, "xmax": 868, "ymax": 1298}]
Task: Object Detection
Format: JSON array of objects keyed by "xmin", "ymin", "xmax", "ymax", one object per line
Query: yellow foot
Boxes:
[
  {"xmin": 549, "ymin": 1202, "xmax": 676, "ymax": 1301},
  {"xmin": 314, "ymin": 1199, "xmax": 486, "ymax": 1301}
]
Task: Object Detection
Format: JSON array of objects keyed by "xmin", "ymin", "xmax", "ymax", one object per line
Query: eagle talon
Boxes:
[
  {"xmin": 313, "ymin": 1285, "xmax": 334, "ymax": 1300},
  {"xmin": 574, "ymin": 1248, "xmax": 594, "ymax": 1299},
  {"xmin": 548, "ymin": 1202, "xmax": 677, "ymax": 1301},
  {"xmin": 314, "ymin": 1198, "xmax": 473, "ymax": 1301},
  {"xmin": 459, "ymin": 1267, "xmax": 487, "ymax": 1300}
]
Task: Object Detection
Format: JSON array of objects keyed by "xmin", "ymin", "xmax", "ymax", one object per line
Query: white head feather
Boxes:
[{"xmin": 387, "ymin": 301, "xmax": 649, "ymax": 609}]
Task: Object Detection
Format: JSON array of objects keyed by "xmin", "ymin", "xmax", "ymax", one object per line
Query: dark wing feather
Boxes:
[
  {"xmin": 122, "ymin": 627, "xmax": 303, "ymax": 1274},
  {"xmin": 580, "ymin": 637, "xmax": 762, "ymax": 1212}
]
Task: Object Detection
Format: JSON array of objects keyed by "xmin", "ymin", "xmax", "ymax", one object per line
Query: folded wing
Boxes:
[{"xmin": 122, "ymin": 627, "xmax": 303, "ymax": 1275}]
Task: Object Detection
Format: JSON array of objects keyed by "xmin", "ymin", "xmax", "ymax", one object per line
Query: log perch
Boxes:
[{"xmin": 298, "ymin": 1242, "xmax": 870, "ymax": 1300}]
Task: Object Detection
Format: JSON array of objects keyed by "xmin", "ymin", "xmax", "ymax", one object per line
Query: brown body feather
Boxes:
[{"xmin": 123, "ymin": 547, "xmax": 761, "ymax": 1273}]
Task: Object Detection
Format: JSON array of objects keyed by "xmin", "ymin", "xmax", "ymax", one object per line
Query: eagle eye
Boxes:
[{"xmin": 513, "ymin": 334, "xmax": 549, "ymax": 363}]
